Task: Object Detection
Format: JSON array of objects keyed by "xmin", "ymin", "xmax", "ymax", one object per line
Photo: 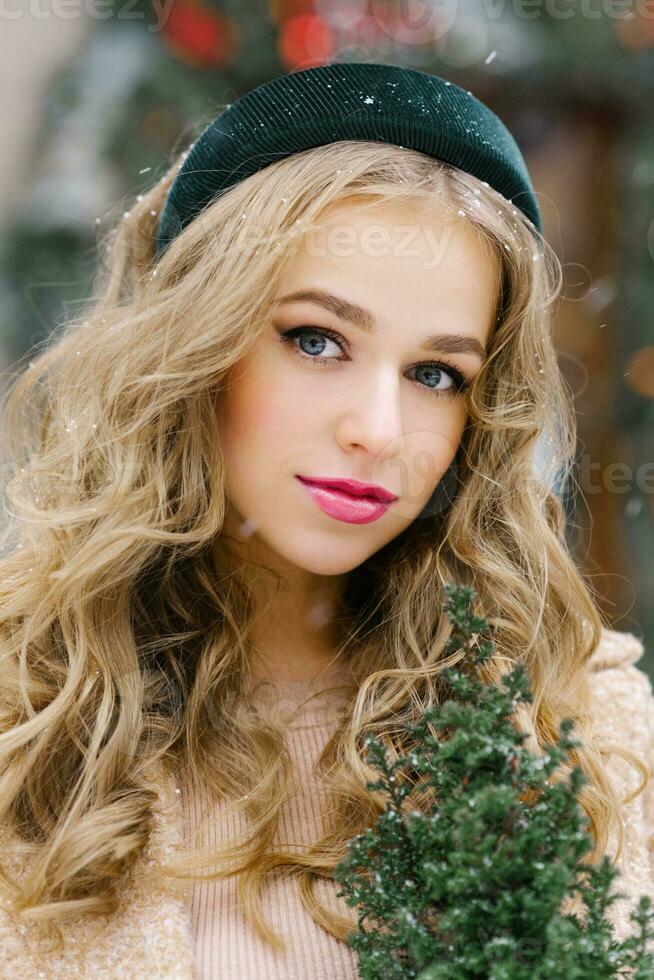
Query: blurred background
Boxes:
[{"xmin": 0, "ymin": 0, "xmax": 652, "ymax": 669}]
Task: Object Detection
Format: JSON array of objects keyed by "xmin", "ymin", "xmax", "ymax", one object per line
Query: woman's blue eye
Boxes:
[{"xmin": 278, "ymin": 326, "xmax": 470, "ymax": 399}]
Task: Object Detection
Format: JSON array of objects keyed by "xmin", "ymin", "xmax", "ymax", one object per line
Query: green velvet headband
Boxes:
[{"xmin": 155, "ymin": 61, "xmax": 542, "ymax": 259}]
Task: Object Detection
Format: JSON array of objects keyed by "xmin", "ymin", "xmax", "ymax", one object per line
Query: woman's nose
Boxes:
[{"xmin": 335, "ymin": 372, "xmax": 405, "ymax": 459}]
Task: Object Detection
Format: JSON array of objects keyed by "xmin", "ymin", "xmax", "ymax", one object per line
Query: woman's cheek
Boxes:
[{"xmin": 240, "ymin": 378, "xmax": 307, "ymax": 445}]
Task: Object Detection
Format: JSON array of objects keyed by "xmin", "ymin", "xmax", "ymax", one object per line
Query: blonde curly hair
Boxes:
[{"xmin": 0, "ymin": 138, "xmax": 645, "ymax": 953}]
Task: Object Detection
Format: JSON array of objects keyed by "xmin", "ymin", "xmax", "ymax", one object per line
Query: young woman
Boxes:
[{"xmin": 0, "ymin": 61, "xmax": 652, "ymax": 979}]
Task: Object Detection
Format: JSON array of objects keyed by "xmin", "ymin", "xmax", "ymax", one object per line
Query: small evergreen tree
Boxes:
[{"xmin": 334, "ymin": 583, "xmax": 654, "ymax": 979}]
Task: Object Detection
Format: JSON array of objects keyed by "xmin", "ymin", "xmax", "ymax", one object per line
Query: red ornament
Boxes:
[
  {"xmin": 613, "ymin": 0, "xmax": 654, "ymax": 50},
  {"xmin": 278, "ymin": 12, "xmax": 335, "ymax": 70},
  {"xmin": 269, "ymin": 0, "xmax": 315, "ymax": 25},
  {"xmin": 161, "ymin": 0, "xmax": 239, "ymax": 69}
]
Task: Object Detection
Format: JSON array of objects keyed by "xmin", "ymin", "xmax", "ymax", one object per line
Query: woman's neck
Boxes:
[{"xmin": 212, "ymin": 530, "xmax": 349, "ymax": 682}]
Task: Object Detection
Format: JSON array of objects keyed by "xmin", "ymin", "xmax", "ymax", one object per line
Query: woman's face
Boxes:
[{"xmin": 216, "ymin": 199, "xmax": 498, "ymax": 578}]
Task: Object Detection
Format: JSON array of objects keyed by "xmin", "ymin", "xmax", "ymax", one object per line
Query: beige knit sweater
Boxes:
[
  {"xmin": 182, "ymin": 664, "xmax": 360, "ymax": 979},
  {"xmin": 1, "ymin": 627, "xmax": 654, "ymax": 978}
]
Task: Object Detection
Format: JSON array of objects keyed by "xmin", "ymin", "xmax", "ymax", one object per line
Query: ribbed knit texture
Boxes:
[
  {"xmin": 180, "ymin": 663, "xmax": 360, "ymax": 979},
  {"xmin": 155, "ymin": 61, "xmax": 541, "ymax": 257}
]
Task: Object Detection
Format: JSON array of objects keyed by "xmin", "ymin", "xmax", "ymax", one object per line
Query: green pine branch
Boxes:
[{"xmin": 334, "ymin": 583, "xmax": 654, "ymax": 979}]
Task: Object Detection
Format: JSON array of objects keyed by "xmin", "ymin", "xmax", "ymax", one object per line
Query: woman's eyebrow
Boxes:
[{"xmin": 274, "ymin": 288, "xmax": 487, "ymax": 359}]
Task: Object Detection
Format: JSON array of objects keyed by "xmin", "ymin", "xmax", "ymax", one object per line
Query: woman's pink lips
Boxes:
[{"xmin": 296, "ymin": 477, "xmax": 391, "ymax": 525}]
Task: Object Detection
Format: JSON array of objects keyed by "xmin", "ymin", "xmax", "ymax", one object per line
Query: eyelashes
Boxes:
[{"xmin": 277, "ymin": 325, "xmax": 471, "ymax": 399}]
